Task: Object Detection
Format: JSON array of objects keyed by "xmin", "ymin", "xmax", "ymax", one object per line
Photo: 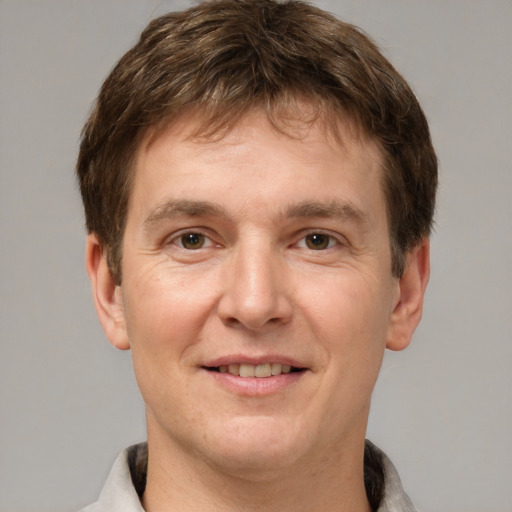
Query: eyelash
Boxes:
[
  {"xmin": 168, "ymin": 230, "xmax": 217, "ymax": 250},
  {"xmin": 167, "ymin": 229, "xmax": 344, "ymax": 252},
  {"xmin": 295, "ymin": 231, "xmax": 342, "ymax": 251}
]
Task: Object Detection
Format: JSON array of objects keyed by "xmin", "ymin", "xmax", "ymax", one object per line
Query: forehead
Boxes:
[{"xmin": 129, "ymin": 109, "xmax": 385, "ymax": 220}]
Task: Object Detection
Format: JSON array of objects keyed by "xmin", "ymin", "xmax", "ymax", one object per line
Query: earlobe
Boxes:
[
  {"xmin": 386, "ymin": 238, "xmax": 430, "ymax": 351},
  {"xmin": 85, "ymin": 234, "xmax": 130, "ymax": 350}
]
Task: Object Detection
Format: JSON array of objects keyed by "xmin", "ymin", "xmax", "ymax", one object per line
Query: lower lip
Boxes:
[{"xmin": 205, "ymin": 370, "xmax": 305, "ymax": 396}]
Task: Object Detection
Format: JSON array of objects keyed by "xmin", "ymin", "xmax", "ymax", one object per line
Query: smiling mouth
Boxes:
[{"xmin": 203, "ymin": 363, "xmax": 305, "ymax": 378}]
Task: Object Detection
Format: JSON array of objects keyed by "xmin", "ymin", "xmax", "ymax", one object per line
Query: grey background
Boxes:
[{"xmin": 0, "ymin": 1, "xmax": 510, "ymax": 511}]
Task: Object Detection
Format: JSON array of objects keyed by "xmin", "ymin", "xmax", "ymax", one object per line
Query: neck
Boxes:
[{"xmin": 141, "ymin": 424, "xmax": 372, "ymax": 512}]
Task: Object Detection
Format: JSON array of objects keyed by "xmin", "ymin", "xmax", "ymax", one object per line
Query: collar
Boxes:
[{"xmin": 81, "ymin": 441, "xmax": 417, "ymax": 512}]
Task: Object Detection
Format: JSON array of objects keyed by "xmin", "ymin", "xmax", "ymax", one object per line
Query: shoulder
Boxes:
[
  {"xmin": 78, "ymin": 443, "xmax": 147, "ymax": 512},
  {"xmin": 365, "ymin": 440, "xmax": 417, "ymax": 512},
  {"xmin": 79, "ymin": 503, "xmax": 103, "ymax": 512}
]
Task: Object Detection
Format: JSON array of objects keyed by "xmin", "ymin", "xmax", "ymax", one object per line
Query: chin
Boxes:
[{"xmin": 199, "ymin": 415, "xmax": 313, "ymax": 476}]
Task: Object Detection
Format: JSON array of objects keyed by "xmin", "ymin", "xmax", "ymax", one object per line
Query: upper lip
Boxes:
[{"xmin": 202, "ymin": 354, "xmax": 308, "ymax": 369}]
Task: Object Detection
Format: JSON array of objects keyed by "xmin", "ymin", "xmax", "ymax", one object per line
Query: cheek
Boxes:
[
  {"xmin": 300, "ymin": 270, "xmax": 393, "ymax": 342},
  {"xmin": 121, "ymin": 269, "xmax": 218, "ymax": 375},
  {"xmin": 299, "ymin": 270, "xmax": 394, "ymax": 402},
  {"xmin": 124, "ymin": 264, "xmax": 215, "ymax": 329},
  {"xmin": 121, "ymin": 275, "xmax": 210, "ymax": 420}
]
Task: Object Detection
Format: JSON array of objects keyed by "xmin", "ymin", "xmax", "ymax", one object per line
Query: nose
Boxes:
[{"xmin": 217, "ymin": 242, "xmax": 293, "ymax": 331}]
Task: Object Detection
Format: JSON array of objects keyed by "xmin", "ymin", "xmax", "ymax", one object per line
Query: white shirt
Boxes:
[{"xmin": 80, "ymin": 441, "xmax": 417, "ymax": 512}]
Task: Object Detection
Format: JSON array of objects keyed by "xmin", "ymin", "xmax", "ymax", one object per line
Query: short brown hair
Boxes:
[{"xmin": 77, "ymin": 0, "xmax": 437, "ymax": 283}]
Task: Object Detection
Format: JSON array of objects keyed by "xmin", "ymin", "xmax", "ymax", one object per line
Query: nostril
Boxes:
[
  {"xmin": 221, "ymin": 316, "xmax": 243, "ymax": 328},
  {"xmin": 219, "ymin": 312, "xmax": 291, "ymax": 332}
]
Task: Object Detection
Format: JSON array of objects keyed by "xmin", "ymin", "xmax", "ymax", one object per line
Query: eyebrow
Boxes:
[
  {"xmin": 143, "ymin": 199, "xmax": 228, "ymax": 230},
  {"xmin": 285, "ymin": 200, "xmax": 369, "ymax": 227},
  {"xmin": 143, "ymin": 198, "xmax": 369, "ymax": 230}
]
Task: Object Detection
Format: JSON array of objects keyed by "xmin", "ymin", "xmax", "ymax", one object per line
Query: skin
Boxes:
[{"xmin": 87, "ymin": 110, "xmax": 430, "ymax": 512}]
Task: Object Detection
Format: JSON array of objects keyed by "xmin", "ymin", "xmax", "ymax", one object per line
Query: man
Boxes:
[{"xmin": 77, "ymin": 0, "xmax": 437, "ymax": 510}]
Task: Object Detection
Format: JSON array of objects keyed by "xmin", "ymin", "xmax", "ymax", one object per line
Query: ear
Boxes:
[
  {"xmin": 386, "ymin": 238, "xmax": 430, "ymax": 351},
  {"xmin": 85, "ymin": 234, "xmax": 130, "ymax": 350}
]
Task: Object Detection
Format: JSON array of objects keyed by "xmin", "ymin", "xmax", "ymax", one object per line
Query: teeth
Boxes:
[
  {"xmin": 218, "ymin": 363, "xmax": 295, "ymax": 378},
  {"xmin": 239, "ymin": 364, "xmax": 255, "ymax": 377},
  {"xmin": 255, "ymin": 363, "xmax": 271, "ymax": 378},
  {"xmin": 228, "ymin": 364, "xmax": 239, "ymax": 375},
  {"xmin": 271, "ymin": 363, "xmax": 282, "ymax": 375}
]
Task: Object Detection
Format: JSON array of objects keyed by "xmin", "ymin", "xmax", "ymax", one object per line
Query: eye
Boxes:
[
  {"xmin": 298, "ymin": 233, "xmax": 338, "ymax": 250},
  {"xmin": 176, "ymin": 232, "xmax": 211, "ymax": 250}
]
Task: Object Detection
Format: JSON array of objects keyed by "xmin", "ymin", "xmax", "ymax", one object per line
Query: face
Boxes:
[{"xmin": 90, "ymin": 110, "xmax": 425, "ymax": 477}]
